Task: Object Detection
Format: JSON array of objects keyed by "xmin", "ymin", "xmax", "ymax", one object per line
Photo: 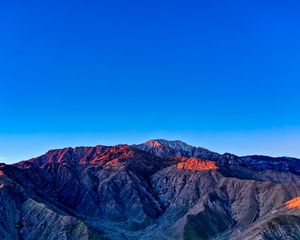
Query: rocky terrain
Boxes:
[{"xmin": 1, "ymin": 139, "xmax": 300, "ymax": 239}]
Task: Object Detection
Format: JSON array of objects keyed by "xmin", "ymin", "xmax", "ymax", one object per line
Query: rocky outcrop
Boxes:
[
  {"xmin": 1, "ymin": 139, "xmax": 300, "ymax": 239},
  {"xmin": 175, "ymin": 157, "xmax": 218, "ymax": 171}
]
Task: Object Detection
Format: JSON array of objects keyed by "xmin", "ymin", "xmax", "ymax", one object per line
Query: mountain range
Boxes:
[{"xmin": 1, "ymin": 139, "xmax": 300, "ymax": 239}]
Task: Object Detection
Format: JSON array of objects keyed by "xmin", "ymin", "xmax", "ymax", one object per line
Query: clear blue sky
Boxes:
[{"xmin": 1, "ymin": 0, "xmax": 300, "ymax": 163}]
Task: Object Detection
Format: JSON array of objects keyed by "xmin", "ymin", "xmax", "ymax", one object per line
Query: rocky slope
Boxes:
[{"xmin": 1, "ymin": 139, "xmax": 300, "ymax": 239}]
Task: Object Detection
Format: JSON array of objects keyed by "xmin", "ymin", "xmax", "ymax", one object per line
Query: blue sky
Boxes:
[{"xmin": 1, "ymin": 0, "xmax": 300, "ymax": 163}]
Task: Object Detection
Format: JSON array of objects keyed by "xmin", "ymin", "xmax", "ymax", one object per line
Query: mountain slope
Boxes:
[{"xmin": 1, "ymin": 140, "xmax": 300, "ymax": 239}]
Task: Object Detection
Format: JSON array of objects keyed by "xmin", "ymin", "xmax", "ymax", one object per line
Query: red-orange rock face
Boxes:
[
  {"xmin": 175, "ymin": 157, "xmax": 218, "ymax": 171},
  {"xmin": 286, "ymin": 196, "xmax": 300, "ymax": 209}
]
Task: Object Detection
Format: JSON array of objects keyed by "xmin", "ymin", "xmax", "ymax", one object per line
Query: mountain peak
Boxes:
[
  {"xmin": 134, "ymin": 139, "xmax": 222, "ymax": 160},
  {"xmin": 144, "ymin": 139, "xmax": 193, "ymax": 150},
  {"xmin": 134, "ymin": 139, "xmax": 198, "ymax": 158}
]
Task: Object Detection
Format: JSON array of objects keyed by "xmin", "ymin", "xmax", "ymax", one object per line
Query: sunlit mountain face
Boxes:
[{"xmin": 1, "ymin": 139, "xmax": 300, "ymax": 239}]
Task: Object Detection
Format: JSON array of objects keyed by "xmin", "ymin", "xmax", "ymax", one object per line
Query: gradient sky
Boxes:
[{"xmin": 1, "ymin": 0, "xmax": 300, "ymax": 163}]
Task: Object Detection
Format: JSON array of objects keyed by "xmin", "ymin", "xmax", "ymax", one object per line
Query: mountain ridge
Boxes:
[
  {"xmin": 10, "ymin": 139, "xmax": 299, "ymax": 166},
  {"xmin": 1, "ymin": 139, "xmax": 300, "ymax": 239}
]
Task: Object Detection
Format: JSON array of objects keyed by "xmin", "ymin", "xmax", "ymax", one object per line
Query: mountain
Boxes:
[
  {"xmin": 1, "ymin": 139, "xmax": 300, "ymax": 239},
  {"xmin": 134, "ymin": 139, "xmax": 221, "ymax": 159}
]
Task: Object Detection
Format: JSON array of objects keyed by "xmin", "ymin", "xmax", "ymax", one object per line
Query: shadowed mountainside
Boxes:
[{"xmin": 1, "ymin": 139, "xmax": 300, "ymax": 239}]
